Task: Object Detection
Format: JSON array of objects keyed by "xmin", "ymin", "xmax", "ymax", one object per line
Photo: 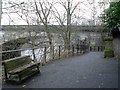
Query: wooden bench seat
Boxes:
[
  {"xmin": 8, "ymin": 62, "xmax": 40, "ymax": 75},
  {"xmin": 2, "ymin": 56, "xmax": 40, "ymax": 84}
]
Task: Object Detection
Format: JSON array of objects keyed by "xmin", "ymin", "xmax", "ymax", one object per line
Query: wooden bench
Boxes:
[{"xmin": 2, "ymin": 55, "xmax": 40, "ymax": 84}]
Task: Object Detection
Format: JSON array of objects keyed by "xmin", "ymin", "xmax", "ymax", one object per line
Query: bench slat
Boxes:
[
  {"xmin": 8, "ymin": 62, "xmax": 40, "ymax": 75},
  {"xmin": 3, "ymin": 56, "xmax": 32, "ymax": 72}
]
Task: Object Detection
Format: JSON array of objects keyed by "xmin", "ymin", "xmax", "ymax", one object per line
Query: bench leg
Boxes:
[
  {"xmin": 36, "ymin": 66, "xmax": 40, "ymax": 73},
  {"xmin": 3, "ymin": 66, "xmax": 8, "ymax": 81},
  {"xmin": 18, "ymin": 74, "xmax": 22, "ymax": 83}
]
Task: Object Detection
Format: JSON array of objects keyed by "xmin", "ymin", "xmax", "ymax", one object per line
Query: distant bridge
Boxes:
[
  {"xmin": 1, "ymin": 25, "xmax": 107, "ymax": 33},
  {"xmin": 1, "ymin": 25, "xmax": 108, "ymax": 44},
  {"xmin": 1, "ymin": 25, "xmax": 109, "ymax": 50}
]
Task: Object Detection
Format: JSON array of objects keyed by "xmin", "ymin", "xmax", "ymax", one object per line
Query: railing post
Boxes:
[
  {"xmin": 79, "ymin": 45, "xmax": 81, "ymax": 54},
  {"xmin": 32, "ymin": 48, "xmax": 36, "ymax": 61},
  {"xmin": 90, "ymin": 46, "xmax": 92, "ymax": 51},
  {"xmin": 53, "ymin": 46, "xmax": 54, "ymax": 60},
  {"xmin": 94, "ymin": 46, "xmax": 95, "ymax": 51},
  {"xmin": 70, "ymin": 45, "xmax": 71, "ymax": 56},
  {"xmin": 59, "ymin": 46, "xmax": 60, "ymax": 59},
  {"xmin": 98, "ymin": 46, "xmax": 99, "ymax": 51},
  {"xmin": 68, "ymin": 45, "xmax": 70, "ymax": 56},
  {"xmin": 44, "ymin": 46, "xmax": 46, "ymax": 63},
  {"xmin": 72, "ymin": 45, "xmax": 74, "ymax": 56},
  {"xmin": 78, "ymin": 44, "xmax": 80, "ymax": 54},
  {"xmin": 100, "ymin": 46, "xmax": 102, "ymax": 51},
  {"xmin": 77, "ymin": 44, "xmax": 79, "ymax": 55}
]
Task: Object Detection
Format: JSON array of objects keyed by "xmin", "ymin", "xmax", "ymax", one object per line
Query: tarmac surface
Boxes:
[{"xmin": 2, "ymin": 52, "xmax": 118, "ymax": 88}]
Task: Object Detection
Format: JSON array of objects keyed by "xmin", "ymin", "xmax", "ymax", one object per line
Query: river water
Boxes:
[{"xmin": 21, "ymin": 48, "xmax": 44, "ymax": 61}]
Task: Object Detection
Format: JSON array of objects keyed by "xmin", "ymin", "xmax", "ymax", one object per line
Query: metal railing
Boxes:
[
  {"xmin": 1, "ymin": 44, "xmax": 105, "ymax": 82},
  {"xmin": 89, "ymin": 45, "xmax": 105, "ymax": 52},
  {"xmin": 1, "ymin": 44, "xmax": 105, "ymax": 64}
]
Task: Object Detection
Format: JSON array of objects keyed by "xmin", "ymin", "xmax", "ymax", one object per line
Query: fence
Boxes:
[
  {"xmin": 1, "ymin": 44, "xmax": 105, "ymax": 81},
  {"xmin": 1, "ymin": 44, "xmax": 105, "ymax": 64},
  {"xmin": 89, "ymin": 46, "xmax": 105, "ymax": 52}
]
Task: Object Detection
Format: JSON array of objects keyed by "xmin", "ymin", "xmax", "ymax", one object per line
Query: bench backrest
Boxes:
[{"xmin": 3, "ymin": 56, "xmax": 32, "ymax": 72}]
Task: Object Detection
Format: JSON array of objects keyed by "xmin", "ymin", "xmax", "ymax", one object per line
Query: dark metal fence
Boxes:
[
  {"xmin": 89, "ymin": 46, "xmax": 105, "ymax": 52},
  {"xmin": 1, "ymin": 44, "xmax": 105, "ymax": 81},
  {"xmin": 1, "ymin": 44, "xmax": 105, "ymax": 64}
]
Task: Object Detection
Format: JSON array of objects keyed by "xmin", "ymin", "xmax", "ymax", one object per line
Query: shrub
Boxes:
[
  {"xmin": 104, "ymin": 49, "xmax": 114, "ymax": 58},
  {"xmin": 103, "ymin": 37, "xmax": 113, "ymax": 41}
]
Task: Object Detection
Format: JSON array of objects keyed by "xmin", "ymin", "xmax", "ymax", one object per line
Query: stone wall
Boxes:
[{"xmin": 113, "ymin": 38, "xmax": 120, "ymax": 61}]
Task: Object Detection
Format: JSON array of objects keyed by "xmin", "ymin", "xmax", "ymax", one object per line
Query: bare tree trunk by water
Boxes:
[
  {"xmin": 53, "ymin": 0, "xmax": 80, "ymax": 49},
  {"xmin": 64, "ymin": 0, "xmax": 80, "ymax": 49},
  {"xmin": 5, "ymin": 2, "xmax": 39, "ymax": 61},
  {"xmin": 34, "ymin": 0, "xmax": 54, "ymax": 60}
]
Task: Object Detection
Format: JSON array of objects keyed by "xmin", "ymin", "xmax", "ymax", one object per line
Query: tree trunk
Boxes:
[
  {"xmin": 66, "ymin": 1, "xmax": 71, "ymax": 49},
  {"xmin": 45, "ymin": 25, "xmax": 53, "ymax": 60}
]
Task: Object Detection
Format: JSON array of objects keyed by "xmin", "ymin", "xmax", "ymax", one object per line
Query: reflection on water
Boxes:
[{"xmin": 21, "ymin": 48, "xmax": 44, "ymax": 61}]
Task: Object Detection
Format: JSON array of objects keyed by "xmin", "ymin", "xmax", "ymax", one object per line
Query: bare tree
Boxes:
[
  {"xmin": 34, "ymin": 0, "xmax": 55, "ymax": 61},
  {"xmin": 51, "ymin": 4, "xmax": 66, "ymax": 47},
  {"xmin": 53, "ymin": 0, "xmax": 80, "ymax": 49},
  {"xmin": 3, "ymin": 1, "xmax": 43, "ymax": 61}
]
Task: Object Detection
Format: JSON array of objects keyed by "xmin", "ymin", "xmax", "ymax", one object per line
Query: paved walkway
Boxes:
[{"xmin": 2, "ymin": 52, "xmax": 118, "ymax": 88}]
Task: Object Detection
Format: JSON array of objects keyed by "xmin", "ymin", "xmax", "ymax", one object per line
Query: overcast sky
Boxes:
[{"xmin": 1, "ymin": 0, "xmax": 110, "ymax": 25}]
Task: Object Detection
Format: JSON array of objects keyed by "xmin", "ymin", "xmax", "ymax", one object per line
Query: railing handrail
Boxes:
[
  {"xmin": 1, "ymin": 44, "xmax": 105, "ymax": 54},
  {"xmin": 1, "ymin": 44, "xmax": 105, "ymax": 62}
]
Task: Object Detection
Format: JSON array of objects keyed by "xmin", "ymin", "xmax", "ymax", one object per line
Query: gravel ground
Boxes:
[{"xmin": 2, "ymin": 52, "xmax": 118, "ymax": 88}]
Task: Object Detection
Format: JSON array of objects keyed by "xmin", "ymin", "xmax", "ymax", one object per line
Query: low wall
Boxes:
[{"xmin": 113, "ymin": 38, "xmax": 120, "ymax": 61}]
